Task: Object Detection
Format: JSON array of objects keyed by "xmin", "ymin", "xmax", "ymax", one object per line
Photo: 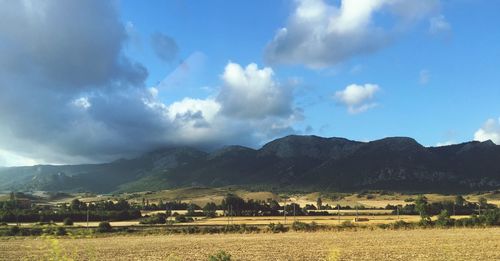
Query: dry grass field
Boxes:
[
  {"xmin": 4, "ymin": 189, "xmax": 497, "ymax": 210},
  {"xmin": 187, "ymin": 215, "xmax": 425, "ymax": 226},
  {"xmin": 0, "ymin": 228, "xmax": 498, "ymax": 260}
]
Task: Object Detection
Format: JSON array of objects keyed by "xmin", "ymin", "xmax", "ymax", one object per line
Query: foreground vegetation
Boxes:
[{"xmin": 0, "ymin": 228, "xmax": 498, "ymax": 260}]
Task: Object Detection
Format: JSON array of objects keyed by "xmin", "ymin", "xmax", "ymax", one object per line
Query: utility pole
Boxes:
[
  {"xmin": 397, "ymin": 206, "xmax": 400, "ymax": 220},
  {"xmin": 230, "ymin": 205, "xmax": 233, "ymax": 225},
  {"xmin": 355, "ymin": 205, "xmax": 359, "ymax": 221},
  {"xmin": 337, "ymin": 204, "xmax": 340, "ymax": 223},
  {"xmin": 283, "ymin": 198, "xmax": 287, "ymax": 225},
  {"xmin": 166, "ymin": 204, "xmax": 170, "ymax": 225},
  {"xmin": 293, "ymin": 203, "xmax": 296, "ymax": 222},
  {"xmin": 86, "ymin": 204, "xmax": 89, "ymax": 229}
]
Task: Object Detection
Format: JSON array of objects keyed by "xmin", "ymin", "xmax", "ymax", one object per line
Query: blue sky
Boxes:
[
  {"xmin": 120, "ymin": 0, "xmax": 500, "ymax": 145},
  {"xmin": 0, "ymin": 0, "xmax": 500, "ymax": 166}
]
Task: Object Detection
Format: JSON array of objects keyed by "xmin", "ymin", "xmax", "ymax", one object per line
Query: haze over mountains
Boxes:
[{"xmin": 0, "ymin": 135, "xmax": 499, "ymax": 193}]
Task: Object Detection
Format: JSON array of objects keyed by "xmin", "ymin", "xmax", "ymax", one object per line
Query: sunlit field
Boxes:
[{"xmin": 1, "ymin": 228, "xmax": 498, "ymax": 260}]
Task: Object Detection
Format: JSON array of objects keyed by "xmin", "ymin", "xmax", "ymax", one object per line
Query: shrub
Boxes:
[
  {"xmin": 292, "ymin": 221, "xmax": 318, "ymax": 231},
  {"xmin": 391, "ymin": 220, "xmax": 411, "ymax": 229},
  {"xmin": 202, "ymin": 226, "xmax": 221, "ymax": 234},
  {"xmin": 208, "ymin": 250, "xmax": 231, "ymax": 261},
  {"xmin": 175, "ymin": 215, "xmax": 193, "ymax": 223},
  {"xmin": 267, "ymin": 223, "xmax": 288, "ymax": 233},
  {"xmin": 63, "ymin": 217, "xmax": 74, "ymax": 226},
  {"xmin": 9, "ymin": 226, "xmax": 20, "ymax": 236},
  {"xmin": 181, "ymin": 226, "xmax": 200, "ymax": 234},
  {"xmin": 435, "ymin": 210, "xmax": 453, "ymax": 227},
  {"xmin": 139, "ymin": 214, "xmax": 166, "ymax": 224},
  {"xmin": 482, "ymin": 209, "xmax": 500, "ymax": 226},
  {"xmin": 97, "ymin": 221, "xmax": 112, "ymax": 233},
  {"xmin": 340, "ymin": 221, "xmax": 354, "ymax": 228},
  {"xmin": 55, "ymin": 227, "xmax": 67, "ymax": 236},
  {"xmin": 417, "ymin": 218, "xmax": 433, "ymax": 228}
]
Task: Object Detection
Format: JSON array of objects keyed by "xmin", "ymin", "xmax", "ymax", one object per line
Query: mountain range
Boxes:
[{"xmin": 1, "ymin": 135, "xmax": 499, "ymax": 193}]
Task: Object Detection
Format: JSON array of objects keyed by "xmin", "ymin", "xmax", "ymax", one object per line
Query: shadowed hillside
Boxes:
[{"xmin": 0, "ymin": 135, "xmax": 499, "ymax": 193}]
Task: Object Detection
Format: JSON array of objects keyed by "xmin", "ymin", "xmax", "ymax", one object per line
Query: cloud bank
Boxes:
[
  {"xmin": 0, "ymin": 0, "xmax": 299, "ymax": 165},
  {"xmin": 265, "ymin": 0, "xmax": 442, "ymax": 68}
]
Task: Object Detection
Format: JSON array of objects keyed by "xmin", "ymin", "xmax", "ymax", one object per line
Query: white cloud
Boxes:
[
  {"xmin": 168, "ymin": 98, "xmax": 221, "ymax": 123},
  {"xmin": 334, "ymin": 83, "xmax": 380, "ymax": 114},
  {"xmin": 474, "ymin": 118, "xmax": 500, "ymax": 144},
  {"xmin": 419, "ymin": 69, "xmax": 431, "ymax": 85},
  {"xmin": 435, "ymin": 141, "xmax": 455, "ymax": 147},
  {"xmin": 429, "ymin": 15, "xmax": 451, "ymax": 35},
  {"xmin": 265, "ymin": 0, "xmax": 441, "ymax": 68},
  {"xmin": 72, "ymin": 97, "xmax": 92, "ymax": 110},
  {"xmin": 217, "ymin": 62, "xmax": 294, "ymax": 119}
]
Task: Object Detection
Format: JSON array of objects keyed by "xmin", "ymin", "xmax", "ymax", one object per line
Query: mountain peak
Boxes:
[
  {"xmin": 208, "ymin": 145, "xmax": 256, "ymax": 160},
  {"xmin": 260, "ymin": 135, "xmax": 361, "ymax": 159}
]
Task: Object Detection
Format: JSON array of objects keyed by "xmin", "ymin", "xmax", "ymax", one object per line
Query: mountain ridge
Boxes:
[{"xmin": 0, "ymin": 135, "xmax": 499, "ymax": 193}]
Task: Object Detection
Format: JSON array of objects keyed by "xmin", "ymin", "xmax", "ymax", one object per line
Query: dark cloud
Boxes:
[
  {"xmin": 0, "ymin": 0, "xmax": 157, "ymax": 163},
  {"xmin": 0, "ymin": 0, "xmax": 147, "ymax": 89},
  {"xmin": 0, "ymin": 1, "xmax": 301, "ymax": 165},
  {"xmin": 151, "ymin": 32, "xmax": 179, "ymax": 62}
]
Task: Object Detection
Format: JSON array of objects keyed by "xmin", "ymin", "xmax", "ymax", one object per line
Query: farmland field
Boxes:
[{"xmin": 0, "ymin": 228, "xmax": 498, "ymax": 260}]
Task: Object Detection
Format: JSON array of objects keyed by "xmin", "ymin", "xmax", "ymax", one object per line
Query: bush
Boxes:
[
  {"xmin": 340, "ymin": 221, "xmax": 354, "ymax": 228},
  {"xmin": 267, "ymin": 223, "xmax": 288, "ymax": 233},
  {"xmin": 435, "ymin": 210, "xmax": 453, "ymax": 227},
  {"xmin": 9, "ymin": 226, "xmax": 20, "ymax": 236},
  {"xmin": 292, "ymin": 221, "xmax": 318, "ymax": 231},
  {"xmin": 482, "ymin": 209, "xmax": 500, "ymax": 226},
  {"xmin": 139, "ymin": 214, "xmax": 166, "ymax": 224},
  {"xmin": 55, "ymin": 227, "xmax": 67, "ymax": 236},
  {"xmin": 417, "ymin": 218, "xmax": 433, "ymax": 228},
  {"xmin": 181, "ymin": 226, "xmax": 200, "ymax": 234},
  {"xmin": 392, "ymin": 220, "xmax": 412, "ymax": 229},
  {"xmin": 208, "ymin": 250, "xmax": 231, "ymax": 261},
  {"xmin": 63, "ymin": 217, "xmax": 74, "ymax": 226},
  {"xmin": 97, "ymin": 221, "xmax": 112, "ymax": 233},
  {"xmin": 175, "ymin": 215, "xmax": 193, "ymax": 223}
]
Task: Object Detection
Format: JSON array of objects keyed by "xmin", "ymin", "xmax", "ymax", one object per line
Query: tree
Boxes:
[
  {"xmin": 187, "ymin": 203, "xmax": 197, "ymax": 216},
  {"xmin": 436, "ymin": 209, "xmax": 452, "ymax": 227},
  {"xmin": 115, "ymin": 199, "xmax": 130, "ymax": 210},
  {"xmin": 454, "ymin": 195, "xmax": 465, "ymax": 207},
  {"xmin": 221, "ymin": 194, "xmax": 245, "ymax": 215},
  {"xmin": 9, "ymin": 191, "xmax": 15, "ymax": 201},
  {"xmin": 316, "ymin": 197, "xmax": 322, "ymax": 210},
  {"xmin": 203, "ymin": 202, "xmax": 217, "ymax": 218},
  {"xmin": 70, "ymin": 199, "xmax": 82, "ymax": 211},
  {"xmin": 478, "ymin": 197, "xmax": 488, "ymax": 209},
  {"xmin": 415, "ymin": 195, "xmax": 430, "ymax": 221}
]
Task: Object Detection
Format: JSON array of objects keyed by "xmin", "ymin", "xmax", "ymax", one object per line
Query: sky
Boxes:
[{"xmin": 1, "ymin": 0, "xmax": 500, "ymax": 166}]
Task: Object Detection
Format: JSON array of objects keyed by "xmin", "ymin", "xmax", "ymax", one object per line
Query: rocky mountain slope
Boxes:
[{"xmin": 0, "ymin": 135, "xmax": 499, "ymax": 193}]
